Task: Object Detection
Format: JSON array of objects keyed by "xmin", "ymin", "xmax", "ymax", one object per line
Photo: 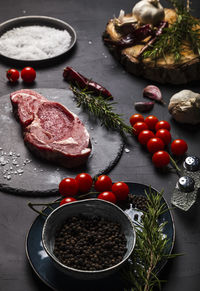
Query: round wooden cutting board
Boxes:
[
  {"xmin": 103, "ymin": 8, "xmax": 200, "ymax": 84},
  {"xmin": 0, "ymin": 88, "xmax": 124, "ymax": 196}
]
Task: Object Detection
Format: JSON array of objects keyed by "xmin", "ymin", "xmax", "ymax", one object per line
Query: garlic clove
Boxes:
[
  {"xmin": 117, "ymin": 9, "xmax": 137, "ymax": 24},
  {"xmin": 134, "ymin": 101, "xmax": 155, "ymax": 112},
  {"xmin": 114, "ymin": 9, "xmax": 137, "ymax": 34},
  {"xmin": 118, "ymin": 9, "xmax": 125, "ymax": 22},
  {"xmin": 143, "ymin": 85, "xmax": 164, "ymax": 104}
]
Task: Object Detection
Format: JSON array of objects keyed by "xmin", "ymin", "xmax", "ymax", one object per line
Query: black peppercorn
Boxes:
[
  {"xmin": 53, "ymin": 214, "xmax": 127, "ymax": 271},
  {"xmin": 129, "ymin": 194, "xmax": 148, "ymax": 212}
]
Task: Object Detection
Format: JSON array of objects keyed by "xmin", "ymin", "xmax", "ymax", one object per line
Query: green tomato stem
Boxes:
[
  {"xmin": 28, "ymin": 193, "xmax": 101, "ymax": 217},
  {"xmin": 76, "ymin": 191, "xmax": 100, "ymax": 199},
  {"xmin": 27, "ymin": 201, "xmax": 61, "ymax": 217},
  {"xmin": 169, "ymin": 155, "xmax": 181, "ymax": 173}
]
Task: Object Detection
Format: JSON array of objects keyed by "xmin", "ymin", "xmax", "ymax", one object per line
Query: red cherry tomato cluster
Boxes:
[
  {"xmin": 58, "ymin": 173, "xmax": 130, "ymax": 205},
  {"xmin": 7, "ymin": 67, "xmax": 36, "ymax": 83},
  {"xmin": 129, "ymin": 113, "xmax": 188, "ymax": 168}
]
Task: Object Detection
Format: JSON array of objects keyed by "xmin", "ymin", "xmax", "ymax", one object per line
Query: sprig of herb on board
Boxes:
[
  {"xmin": 71, "ymin": 85, "xmax": 133, "ymax": 135},
  {"xmin": 121, "ymin": 188, "xmax": 179, "ymax": 291},
  {"xmin": 142, "ymin": 0, "xmax": 200, "ymax": 62}
]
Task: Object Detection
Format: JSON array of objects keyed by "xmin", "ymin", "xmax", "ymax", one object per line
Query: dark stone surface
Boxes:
[
  {"xmin": 0, "ymin": 0, "xmax": 200, "ymax": 291},
  {"xmin": 0, "ymin": 88, "xmax": 124, "ymax": 195}
]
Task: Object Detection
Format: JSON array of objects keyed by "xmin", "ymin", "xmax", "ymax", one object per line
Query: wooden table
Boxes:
[{"xmin": 0, "ymin": 0, "xmax": 200, "ymax": 290}]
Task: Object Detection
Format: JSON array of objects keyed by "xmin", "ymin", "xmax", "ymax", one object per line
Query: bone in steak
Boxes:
[{"xmin": 10, "ymin": 89, "xmax": 91, "ymax": 168}]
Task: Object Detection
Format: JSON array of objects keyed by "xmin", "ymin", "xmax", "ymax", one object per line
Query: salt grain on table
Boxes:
[
  {"xmin": 0, "ymin": 25, "xmax": 71, "ymax": 60},
  {"xmin": 0, "ymin": 147, "xmax": 35, "ymax": 180},
  {"xmin": 125, "ymin": 148, "xmax": 130, "ymax": 153}
]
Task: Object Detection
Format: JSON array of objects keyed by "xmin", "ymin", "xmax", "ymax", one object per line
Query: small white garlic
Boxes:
[
  {"xmin": 168, "ymin": 90, "xmax": 200, "ymax": 125},
  {"xmin": 116, "ymin": 9, "xmax": 137, "ymax": 25},
  {"xmin": 118, "ymin": 9, "xmax": 125, "ymax": 23},
  {"xmin": 132, "ymin": 0, "xmax": 165, "ymax": 26},
  {"xmin": 114, "ymin": 9, "xmax": 137, "ymax": 34}
]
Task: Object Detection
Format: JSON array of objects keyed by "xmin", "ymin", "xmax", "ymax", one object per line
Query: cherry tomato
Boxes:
[
  {"xmin": 133, "ymin": 121, "xmax": 148, "ymax": 136},
  {"xmin": 7, "ymin": 68, "xmax": 20, "ymax": 83},
  {"xmin": 171, "ymin": 139, "xmax": 188, "ymax": 156},
  {"xmin": 138, "ymin": 130, "xmax": 155, "ymax": 145},
  {"xmin": 112, "ymin": 182, "xmax": 129, "ymax": 201},
  {"xmin": 21, "ymin": 67, "xmax": 36, "ymax": 83},
  {"xmin": 144, "ymin": 115, "xmax": 159, "ymax": 130},
  {"xmin": 98, "ymin": 191, "xmax": 117, "ymax": 204},
  {"xmin": 129, "ymin": 113, "xmax": 144, "ymax": 126},
  {"xmin": 155, "ymin": 129, "xmax": 171, "ymax": 145},
  {"xmin": 155, "ymin": 120, "xmax": 171, "ymax": 131},
  {"xmin": 75, "ymin": 173, "xmax": 93, "ymax": 193},
  {"xmin": 94, "ymin": 175, "xmax": 112, "ymax": 192},
  {"xmin": 147, "ymin": 137, "xmax": 165, "ymax": 153},
  {"xmin": 152, "ymin": 151, "xmax": 170, "ymax": 168},
  {"xmin": 59, "ymin": 178, "xmax": 78, "ymax": 197},
  {"xmin": 60, "ymin": 197, "xmax": 77, "ymax": 206}
]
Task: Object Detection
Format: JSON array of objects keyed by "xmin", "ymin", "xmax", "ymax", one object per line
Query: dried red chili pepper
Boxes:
[
  {"xmin": 138, "ymin": 21, "xmax": 168, "ymax": 57},
  {"xmin": 104, "ymin": 24, "xmax": 153, "ymax": 49},
  {"xmin": 63, "ymin": 67, "xmax": 113, "ymax": 99}
]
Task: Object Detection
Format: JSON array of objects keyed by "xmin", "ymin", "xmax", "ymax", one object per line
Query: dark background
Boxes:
[{"xmin": 0, "ymin": 0, "xmax": 200, "ymax": 290}]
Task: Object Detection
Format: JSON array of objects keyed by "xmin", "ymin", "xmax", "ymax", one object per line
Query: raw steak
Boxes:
[{"xmin": 10, "ymin": 89, "xmax": 91, "ymax": 168}]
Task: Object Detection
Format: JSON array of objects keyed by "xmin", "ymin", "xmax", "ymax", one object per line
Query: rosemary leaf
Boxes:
[
  {"xmin": 142, "ymin": 0, "xmax": 200, "ymax": 62},
  {"xmin": 121, "ymin": 188, "xmax": 179, "ymax": 291},
  {"xmin": 71, "ymin": 85, "xmax": 133, "ymax": 135}
]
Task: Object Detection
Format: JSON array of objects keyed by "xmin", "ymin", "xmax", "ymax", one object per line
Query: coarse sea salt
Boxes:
[{"xmin": 0, "ymin": 25, "xmax": 72, "ymax": 60}]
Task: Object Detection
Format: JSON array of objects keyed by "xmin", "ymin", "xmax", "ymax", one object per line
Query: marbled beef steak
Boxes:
[{"xmin": 10, "ymin": 89, "xmax": 91, "ymax": 168}]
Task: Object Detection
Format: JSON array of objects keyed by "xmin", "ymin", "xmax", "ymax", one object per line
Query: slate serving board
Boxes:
[{"xmin": 0, "ymin": 88, "xmax": 124, "ymax": 196}]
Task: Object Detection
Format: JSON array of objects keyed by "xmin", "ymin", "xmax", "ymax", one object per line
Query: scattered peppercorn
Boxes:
[
  {"xmin": 129, "ymin": 194, "xmax": 148, "ymax": 212},
  {"xmin": 53, "ymin": 214, "xmax": 127, "ymax": 271}
]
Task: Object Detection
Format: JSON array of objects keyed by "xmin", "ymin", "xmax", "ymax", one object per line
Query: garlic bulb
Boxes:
[
  {"xmin": 168, "ymin": 90, "xmax": 200, "ymax": 125},
  {"xmin": 132, "ymin": 0, "xmax": 165, "ymax": 26}
]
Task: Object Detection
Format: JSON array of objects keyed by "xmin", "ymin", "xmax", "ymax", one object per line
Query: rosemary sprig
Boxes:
[
  {"xmin": 142, "ymin": 0, "xmax": 200, "ymax": 62},
  {"xmin": 121, "ymin": 188, "xmax": 179, "ymax": 291},
  {"xmin": 71, "ymin": 85, "xmax": 133, "ymax": 135}
]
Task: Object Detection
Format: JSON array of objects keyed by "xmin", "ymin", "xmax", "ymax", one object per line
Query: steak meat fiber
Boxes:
[{"xmin": 10, "ymin": 89, "xmax": 91, "ymax": 168}]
